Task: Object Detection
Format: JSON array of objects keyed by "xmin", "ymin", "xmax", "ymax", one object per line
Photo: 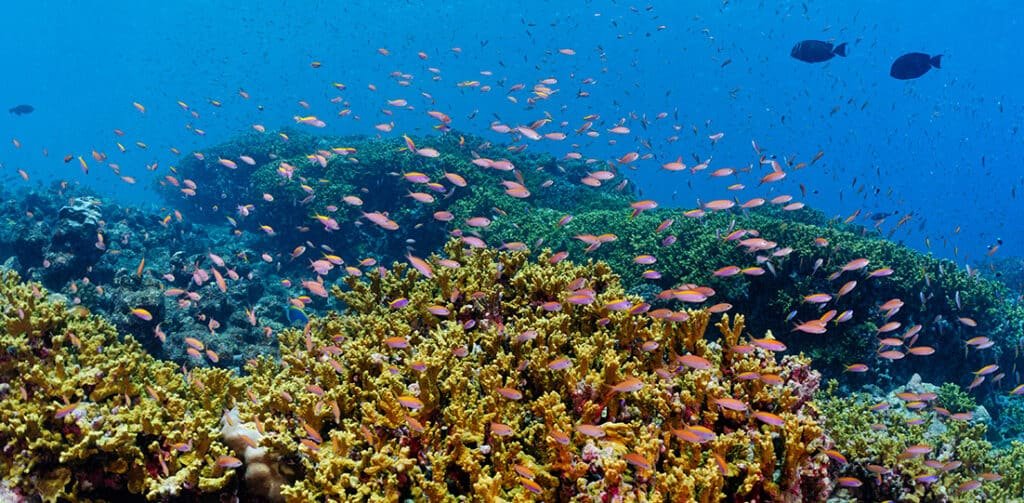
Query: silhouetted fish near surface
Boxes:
[
  {"xmin": 790, "ymin": 40, "xmax": 847, "ymax": 63},
  {"xmin": 8, "ymin": 104, "xmax": 33, "ymax": 115},
  {"xmin": 890, "ymin": 52, "xmax": 942, "ymax": 80}
]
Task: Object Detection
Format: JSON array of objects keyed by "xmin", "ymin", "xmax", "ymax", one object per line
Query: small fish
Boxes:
[
  {"xmin": 678, "ymin": 354, "xmax": 712, "ymax": 370},
  {"xmin": 547, "ymin": 357, "xmax": 572, "ymax": 371},
  {"xmin": 574, "ymin": 424, "xmax": 605, "ymax": 438},
  {"xmin": 130, "ymin": 307, "xmax": 153, "ymax": 321},
  {"xmin": 752, "ymin": 411, "xmax": 785, "ymax": 426},
  {"xmin": 519, "ymin": 477, "xmax": 542, "ymax": 494},
  {"xmin": 285, "ymin": 305, "xmax": 309, "ymax": 326},
  {"xmin": 8, "ymin": 104, "xmax": 34, "ymax": 115},
  {"xmin": 824, "ymin": 449, "xmax": 848, "ymax": 464},
  {"xmin": 610, "ymin": 376, "xmax": 644, "ymax": 393},
  {"xmin": 844, "ymin": 363, "xmax": 869, "ymax": 373},
  {"xmin": 790, "ymin": 40, "xmax": 847, "ymax": 63},
  {"xmin": 406, "ymin": 254, "xmax": 434, "ymax": 278},
  {"xmin": 890, "ymin": 52, "xmax": 942, "ymax": 80},
  {"xmin": 54, "ymin": 402, "xmax": 80, "ymax": 419},
  {"xmin": 490, "ymin": 422, "xmax": 513, "ymax": 436},
  {"xmin": 384, "ymin": 336, "xmax": 409, "ymax": 348},
  {"xmin": 216, "ymin": 455, "xmax": 243, "ymax": 468},
  {"xmin": 623, "ymin": 452, "xmax": 651, "ymax": 470},
  {"xmin": 715, "ymin": 397, "xmax": 748, "ymax": 411},
  {"xmin": 751, "ymin": 337, "xmax": 787, "ymax": 352},
  {"xmin": 397, "ymin": 395, "xmax": 424, "ymax": 409},
  {"xmin": 803, "ymin": 293, "xmax": 833, "ymax": 304},
  {"xmin": 495, "ymin": 387, "xmax": 523, "ymax": 400}
]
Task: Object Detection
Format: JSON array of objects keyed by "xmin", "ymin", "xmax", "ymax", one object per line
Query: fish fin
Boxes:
[
  {"xmin": 930, "ymin": 54, "xmax": 942, "ymax": 69},
  {"xmin": 833, "ymin": 42, "xmax": 848, "ymax": 57}
]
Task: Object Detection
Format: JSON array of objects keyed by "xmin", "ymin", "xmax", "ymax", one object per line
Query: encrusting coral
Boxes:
[{"xmin": 1, "ymin": 239, "xmax": 841, "ymax": 501}]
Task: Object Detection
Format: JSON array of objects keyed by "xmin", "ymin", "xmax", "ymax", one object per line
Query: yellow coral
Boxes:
[
  {"xmin": 234, "ymin": 241, "xmax": 830, "ymax": 500},
  {"xmin": 0, "ymin": 241, "xmax": 832, "ymax": 501},
  {"xmin": 0, "ymin": 269, "xmax": 242, "ymax": 501}
]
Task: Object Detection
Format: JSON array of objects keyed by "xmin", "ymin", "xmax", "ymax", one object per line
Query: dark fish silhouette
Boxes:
[
  {"xmin": 8, "ymin": 104, "xmax": 33, "ymax": 115},
  {"xmin": 890, "ymin": 53, "xmax": 942, "ymax": 80},
  {"xmin": 790, "ymin": 40, "xmax": 847, "ymax": 63}
]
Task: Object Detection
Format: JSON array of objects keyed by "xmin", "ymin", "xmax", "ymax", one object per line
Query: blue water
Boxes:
[{"xmin": 2, "ymin": 1, "xmax": 1021, "ymax": 266}]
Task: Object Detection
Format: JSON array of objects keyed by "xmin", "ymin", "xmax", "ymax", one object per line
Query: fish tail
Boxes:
[
  {"xmin": 930, "ymin": 54, "xmax": 942, "ymax": 69},
  {"xmin": 833, "ymin": 42, "xmax": 848, "ymax": 57}
]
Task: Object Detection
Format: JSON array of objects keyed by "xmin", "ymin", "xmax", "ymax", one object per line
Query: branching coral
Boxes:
[
  {"xmin": 818, "ymin": 377, "xmax": 1018, "ymax": 501},
  {"xmin": 233, "ymin": 240, "xmax": 832, "ymax": 501},
  {"xmin": 18, "ymin": 237, "xmax": 1019, "ymax": 501},
  {"xmin": 484, "ymin": 202, "xmax": 1024, "ymax": 418},
  {"xmin": 0, "ymin": 268, "xmax": 244, "ymax": 501}
]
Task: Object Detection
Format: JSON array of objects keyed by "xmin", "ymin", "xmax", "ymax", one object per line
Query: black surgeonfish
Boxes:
[
  {"xmin": 790, "ymin": 40, "xmax": 847, "ymax": 63},
  {"xmin": 890, "ymin": 52, "xmax": 942, "ymax": 80},
  {"xmin": 8, "ymin": 104, "xmax": 33, "ymax": 115}
]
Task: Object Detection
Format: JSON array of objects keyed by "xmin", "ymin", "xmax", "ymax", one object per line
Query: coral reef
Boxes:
[
  {"xmin": 237, "ymin": 240, "xmax": 832, "ymax": 501},
  {"xmin": 154, "ymin": 130, "xmax": 633, "ymax": 268},
  {"xmin": 818, "ymin": 375, "xmax": 1022, "ymax": 501},
  {"xmin": 2, "ymin": 133, "xmax": 1019, "ymax": 412},
  {"xmin": 2, "ymin": 131, "xmax": 1023, "ymax": 500},
  {"xmin": 0, "ymin": 268, "xmax": 243, "ymax": 501},
  {"xmin": 0, "ymin": 181, "xmax": 286, "ymax": 366},
  {"xmin": 484, "ymin": 203, "xmax": 1024, "ymax": 408},
  {"xmin": 0, "ymin": 239, "xmax": 837, "ymax": 501}
]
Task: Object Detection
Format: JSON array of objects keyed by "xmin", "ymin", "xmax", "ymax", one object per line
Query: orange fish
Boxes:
[
  {"xmin": 302, "ymin": 279, "xmax": 328, "ymax": 298},
  {"xmin": 216, "ymin": 456, "xmax": 243, "ymax": 468},
  {"xmin": 406, "ymin": 254, "xmax": 434, "ymax": 278},
  {"xmin": 714, "ymin": 398, "xmax": 747, "ymax": 411},
  {"xmin": 575, "ymin": 424, "xmax": 605, "ymax": 438},
  {"xmin": 623, "ymin": 452, "xmax": 651, "ymax": 470},
  {"xmin": 212, "ymin": 268, "xmax": 227, "ymax": 293},
  {"xmin": 130, "ymin": 308, "xmax": 153, "ymax": 321},
  {"xmin": 610, "ymin": 376, "xmax": 644, "ymax": 393},
  {"xmin": 704, "ymin": 199, "xmax": 735, "ymax": 211}
]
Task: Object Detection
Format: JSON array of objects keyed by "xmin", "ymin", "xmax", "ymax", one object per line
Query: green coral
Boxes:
[
  {"xmin": 157, "ymin": 130, "xmax": 633, "ymax": 266},
  {"xmin": 937, "ymin": 383, "xmax": 978, "ymax": 414},
  {"xmin": 995, "ymin": 396, "xmax": 1024, "ymax": 442}
]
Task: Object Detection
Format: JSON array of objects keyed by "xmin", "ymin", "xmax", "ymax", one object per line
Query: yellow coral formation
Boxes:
[
  {"xmin": 0, "ymin": 269, "xmax": 242, "ymax": 501},
  {"xmin": 0, "ymin": 241, "xmax": 832, "ymax": 501},
  {"xmin": 236, "ymin": 241, "xmax": 830, "ymax": 501}
]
